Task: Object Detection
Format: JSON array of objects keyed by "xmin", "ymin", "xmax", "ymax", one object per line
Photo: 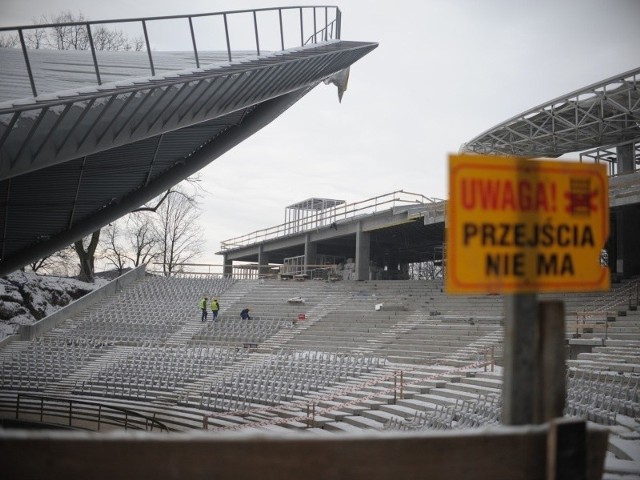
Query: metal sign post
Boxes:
[
  {"xmin": 502, "ymin": 293, "xmax": 537, "ymax": 425},
  {"xmin": 447, "ymin": 154, "xmax": 610, "ymax": 427}
]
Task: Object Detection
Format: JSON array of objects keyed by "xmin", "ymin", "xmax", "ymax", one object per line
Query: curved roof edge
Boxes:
[{"xmin": 462, "ymin": 67, "xmax": 640, "ymax": 158}]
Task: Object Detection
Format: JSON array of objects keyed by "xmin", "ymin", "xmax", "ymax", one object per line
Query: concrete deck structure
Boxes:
[
  {"xmin": 218, "ymin": 69, "xmax": 640, "ymax": 282},
  {"xmin": 219, "ymin": 191, "xmax": 446, "ymax": 280}
]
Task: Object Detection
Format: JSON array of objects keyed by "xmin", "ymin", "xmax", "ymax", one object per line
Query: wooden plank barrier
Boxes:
[{"xmin": 0, "ymin": 423, "xmax": 608, "ymax": 480}]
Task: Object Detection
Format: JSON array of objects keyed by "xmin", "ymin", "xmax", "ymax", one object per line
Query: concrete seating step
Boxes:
[
  {"xmin": 360, "ymin": 408, "xmax": 405, "ymax": 425},
  {"xmin": 324, "ymin": 410, "xmax": 352, "ymax": 421},
  {"xmin": 377, "ymin": 402, "xmax": 421, "ymax": 418},
  {"xmin": 444, "ymin": 382, "xmax": 502, "ymax": 396},
  {"xmin": 342, "ymin": 414, "xmax": 384, "ymax": 430},
  {"xmin": 321, "ymin": 421, "xmax": 366, "ymax": 433}
]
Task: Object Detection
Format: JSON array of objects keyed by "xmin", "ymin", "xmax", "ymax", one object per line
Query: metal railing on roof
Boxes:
[
  {"xmin": 220, "ymin": 190, "xmax": 445, "ymax": 251},
  {"xmin": 576, "ymin": 279, "xmax": 639, "ymax": 323},
  {"xmin": 0, "ymin": 6, "xmax": 341, "ymax": 98}
]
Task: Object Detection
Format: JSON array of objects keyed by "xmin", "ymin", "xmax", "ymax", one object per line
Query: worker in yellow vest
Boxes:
[
  {"xmin": 199, "ymin": 296, "xmax": 208, "ymax": 322},
  {"xmin": 210, "ymin": 298, "xmax": 220, "ymax": 321}
]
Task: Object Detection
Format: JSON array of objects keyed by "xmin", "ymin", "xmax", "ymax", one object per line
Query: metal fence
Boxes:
[{"xmin": 13, "ymin": 393, "xmax": 170, "ymax": 432}]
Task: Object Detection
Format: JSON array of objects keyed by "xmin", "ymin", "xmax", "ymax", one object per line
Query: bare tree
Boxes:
[
  {"xmin": 0, "ymin": 33, "xmax": 19, "ymax": 48},
  {"xmin": 126, "ymin": 212, "xmax": 159, "ymax": 267},
  {"xmin": 27, "ymin": 246, "xmax": 75, "ymax": 275},
  {"xmin": 74, "ymin": 230, "xmax": 101, "ymax": 282},
  {"xmin": 24, "ymin": 20, "xmax": 48, "ymax": 49},
  {"xmin": 92, "ymin": 25, "xmax": 140, "ymax": 51},
  {"xmin": 100, "ymin": 221, "xmax": 129, "ymax": 276},
  {"xmin": 44, "ymin": 11, "xmax": 90, "ymax": 50},
  {"xmin": 25, "ymin": 30, "xmax": 45, "ymax": 49},
  {"xmin": 20, "ymin": 12, "xmax": 144, "ymax": 52},
  {"xmin": 131, "ymin": 36, "xmax": 146, "ymax": 52},
  {"xmin": 153, "ymin": 185, "xmax": 204, "ymax": 277}
]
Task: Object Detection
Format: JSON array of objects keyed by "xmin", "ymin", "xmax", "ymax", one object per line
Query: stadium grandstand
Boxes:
[{"xmin": 0, "ymin": 6, "xmax": 639, "ymax": 480}]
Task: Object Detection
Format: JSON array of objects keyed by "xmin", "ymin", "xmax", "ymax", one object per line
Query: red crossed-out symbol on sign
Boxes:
[{"xmin": 564, "ymin": 178, "xmax": 597, "ymax": 216}]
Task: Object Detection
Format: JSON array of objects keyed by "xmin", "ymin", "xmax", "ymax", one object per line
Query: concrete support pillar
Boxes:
[
  {"xmin": 304, "ymin": 234, "xmax": 317, "ymax": 274},
  {"xmin": 258, "ymin": 245, "xmax": 269, "ymax": 277},
  {"xmin": 355, "ymin": 222, "xmax": 370, "ymax": 281},
  {"xmin": 615, "ymin": 206, "xmax": 640, "ymax": 277},
  {"xmin": 616, "ymin": 143, "xmax": 635, "ymax": 174},
  {"xmin": 399, "ymin": 263, "xmax": 409, "ymax": 280},
  {"xmin": 223, "ymin": 255, "xmax": 233, "ymax": 278}
]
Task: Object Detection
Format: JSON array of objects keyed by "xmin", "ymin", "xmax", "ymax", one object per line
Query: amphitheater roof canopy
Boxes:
[
  {"xmin": 462, "ymin": 67, "xmax": 640, "ymax": 158},
  {"xmin": 0, "ymin": 7, "xmax": 377, "ymax": 275}
]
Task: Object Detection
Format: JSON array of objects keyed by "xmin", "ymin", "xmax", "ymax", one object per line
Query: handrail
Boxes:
[
  {"xmin": 15, "ymin": 393, "xmax": 170, "ymax": 432},
  {"xmin": 220, "ymin": 190, "xmax": 445, "ymax": 251},
  {"xmin": 0, "ymin": 6, "xmax": 341, "ymax": 31},
  {"xmin": 304, "ymin": 19, "xmax": 338, "ymax": 44},
  {"xmin": 0, "ymin": 6, "xmax": 341, "ymax": 99},
  {"xmin": 146, "ymin": 262, "xmax": 339, "ymax": 280}
]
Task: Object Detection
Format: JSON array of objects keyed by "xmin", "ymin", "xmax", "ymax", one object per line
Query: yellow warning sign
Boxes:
[{"xmin": 446, "ymin": 154, "xmax": 610, "ymax": 294}]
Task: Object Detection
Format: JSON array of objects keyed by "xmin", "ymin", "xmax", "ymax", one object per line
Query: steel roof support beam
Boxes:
[{"xmin": 0, "ymin": 88, "xmax": 310, "ymax": 275}]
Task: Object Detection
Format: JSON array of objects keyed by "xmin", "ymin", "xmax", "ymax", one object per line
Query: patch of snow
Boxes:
[{"xmin": 0, "ymin": 272, "xmax": 109, "ymax": 340}]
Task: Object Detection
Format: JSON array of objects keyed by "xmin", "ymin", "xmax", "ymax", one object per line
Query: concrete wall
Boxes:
[{"xmin": 18, "ymin": 265, "xmax": 147, "ymax": 341}]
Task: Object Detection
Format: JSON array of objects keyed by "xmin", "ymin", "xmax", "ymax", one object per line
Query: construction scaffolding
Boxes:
[
  {"xmin": 281, "ymin": 254, "xmax": 342, "ymax": 279},
  {"xmin": 284, "ymin": 198, "xmax": 345, "ymax": 234}
]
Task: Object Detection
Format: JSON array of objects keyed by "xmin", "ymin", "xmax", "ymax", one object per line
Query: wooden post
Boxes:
[
  {"xmin": 536, "ymin": 300, "xmax": 566, "ymax": 424},
  {"xmin": 393, "ymin": 372, "xmax": 397, "ymax": 404},
  {"xmin": 400, "ymin": 371, "xmax": 404, "ymax": 400},
  {"xmin": 547, "ymin": 418, "xmax": 586, "ymax": 480},
  {"xmin": 502, "ymin": 293, "xmax": 538, "ymax": 425},
  {"xmin": 491, "ymin": 346, "xmax": 495, "ymax": 372}
]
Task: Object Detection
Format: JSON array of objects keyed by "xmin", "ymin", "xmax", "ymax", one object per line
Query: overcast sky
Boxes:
[{"xmin": 2, "ymin": 0, "xmax": 640, "ymax": 268}]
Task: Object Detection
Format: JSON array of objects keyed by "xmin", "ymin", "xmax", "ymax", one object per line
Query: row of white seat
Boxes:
[
  {"xmin": 197, "ymin": 351, "xmax": 388, "ymax": 409},
  {"xmin": 566, "ymin": 369, "xmax": 639, "ymax": 421},
  {"xmin": 384, "ymin": 393, "xmax": 502, "ymax": 431},
  {"xmin": 0, "ymin": 338, "xmax": 112, "ymax": 390},
  {"xmin": 72, "ymin": 346, "xmax": 248, "ymax": 401}
]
